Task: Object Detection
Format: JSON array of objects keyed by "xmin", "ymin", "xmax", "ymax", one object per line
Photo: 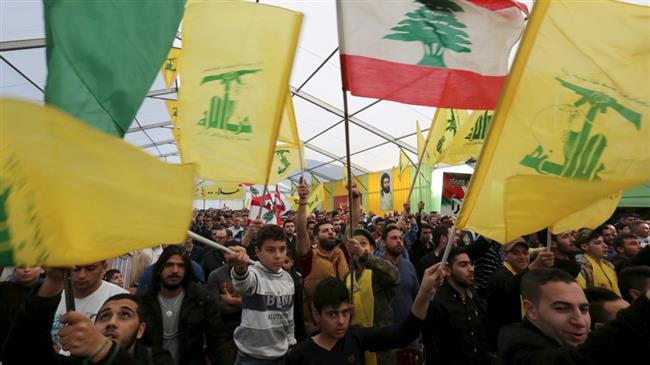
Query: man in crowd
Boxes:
[
  {"xmin": 498, "ymin": 268, "xmax": 650, "ymax": 364},
  {"xmin": 108, "ymin": 250, "xmax": 151, "ymax": 293},
  {"xmin": 618, "ymin": 265, "xmax": 650, "ymax": 303},
  {"xmin": 229, "ymin": 215, "xmax": 246, "ymax": 239},
  {"xmin": 415, "ymin": 224, "xmax": 449, "ymax": 281},
  {"xmin": 51, "ymin": 261, "xmax": 128, "ymax": 351},
  {"xmin": 201, "ymin": 225, "xmax": 229, "ymax": 280},
  {"xmin": 575, "ymin": 229, "xmax": 620, "ymax": 295},
  {"xmin": 548, "ymin": 230, "xmax": 583, "ymax": 279},
  {"xmin": 423, "ymin": 247, "xmax": 489, "ymax": 365},
  {"xmin": 583, "ymin": 287, "xmax": 629, "ymax": 330},
  {"xmin": 139, "ymin": 246, "xmax": 232, "ymax": 365},
  {"xmin": 487, "ymin": 238, "xmax": 555, "ymax": 351},
  {"xmin": 182, "ymin": 236, "xmax": 205, "ymax": 264},
  {"xmin": 632, "ymin": 221, "xmax": 650, "ymax": 247},
  {"xmin": 5, "ymin": 268, "xmax": 173, "ymax": 364},
  {"xmin": 611, "ymin": 233, "xmax": 641, "ymax": 272},
  {"xmin": 284, "ymin": 218, "xmax": 298, "ymax": 256},
  {"xmin": 296, "ymin": 179, "xmax": 349, "ymax": 335}
]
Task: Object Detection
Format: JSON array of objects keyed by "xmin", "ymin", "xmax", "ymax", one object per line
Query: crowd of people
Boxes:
[{"xmin": 1, "ymin": 180, "xmax": 649, "ymax": 365}]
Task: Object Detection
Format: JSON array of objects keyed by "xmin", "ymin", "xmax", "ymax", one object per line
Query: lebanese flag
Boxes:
[
  {"xmin": 336, "ymin": 0, "xmax": 527, "ymax": 110},
  {"xmin": 248, "ymin": 193, "xmax": 277, "ymax": 225}
]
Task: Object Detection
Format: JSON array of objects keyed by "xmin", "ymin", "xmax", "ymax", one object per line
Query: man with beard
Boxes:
[
  {"xmin": 297, "ymin": 178, "xmax": 349, "ymax": 336},
  {"xmin": 379, "ymin": 173, "xmax": 392, "ymax": 211},
  {"xmin": 139, "ymin": 246, "xmax": 232, "ymax": 365},
  {"xmin": 381, "ymin": 225, "xmax": 419, "ymax": 325},
  {"xmin": 547, "ymin": 230, "xmax": 584, "ymax": 280},
  {"xmin": 5, "ymin": 268, "xmax": 173, "ymax": 364},
  {"xmin": 422, "ymin": 247, "xmax": 489, "ymax": 365},
  {"xmin": 486, "ymin": 239, "xmax": 555, "ymax": 351}
]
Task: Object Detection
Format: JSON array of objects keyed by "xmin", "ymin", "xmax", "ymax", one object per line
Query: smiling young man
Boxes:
[
  {"xmin": 497, "ymin": 268, "xmax": 650, "ymax": 365},
  {"xmin": 226, "ymin": 224, "xmax": 295, "ymax": 364},
  {"xmin": 576, "ymin": 229, "xmax": 621, "ymax": 296},
  {"xmin": 286, "ymin": 263, "xmax": 444, "ymax": 365}
]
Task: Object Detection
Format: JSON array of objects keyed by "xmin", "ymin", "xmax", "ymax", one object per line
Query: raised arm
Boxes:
[{"xmin": 296, "ymin": 178, "xmax": 311, "ymax": 257}]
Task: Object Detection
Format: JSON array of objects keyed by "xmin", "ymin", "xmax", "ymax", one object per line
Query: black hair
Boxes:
[
  {"xmin": 431, "ymin": 224, "xmax": 451, "ymax": 246},
  {"xmin": 312, "ymin": 220, "xmax": 331, "ymax": 237},
  {"xmin": 521, "ymin": 268, "xmax": 576, "ymax": 304},
  {"xmin": 283, "ymin": 219, "xmax": 295, "ymax": 227},
  {"xmin": 584, "ymin": 287, "xmax": 622, "ymax": 330},
  {"xmin": 99, "ymin": 293, "xmax": 142, "ymax": 323},
  {"xmin": 150, "ymin": 245, "xmax": 194, "ymax": 294},
  {"xmin": 313, "ymin": 277, "xmax": 349, "ymax": 313},
  {"xmin": 446, "ymin": 246, "xmax": 469, "ymax": 266},
  {"xmin": 256, "ymin": 224, "xmax": 287, "ymax": 249},
  {"xmin": 381, "ymin": 224, "xmax": 400, "ymax": 241},
  {"xmin": 613, "ymin": 233, "xmax": 638, "ymax": 249},
  {"xmin": 618, "ymin": 265, "xmax": 650, "ymax": 303},
  {"xmin": 103, "ymin": 269, "xmax": 121, "ymax": 282}
]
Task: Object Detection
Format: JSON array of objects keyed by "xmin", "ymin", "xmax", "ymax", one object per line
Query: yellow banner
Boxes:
[
  {"xmin": 195, "ymin": 182, "xmax": 244, "ymax": 200},
  {"xmin": 457, "ymin": 0, "xmax": 650, "ymax": 243},
  {"xmin": 268, "ymin": 142, "xmax": 305, "ymax": 185},
  {"xmin": 416, "ymin": 120, "xmax": 432, "ymax": 164},
  {"xmin": 288, "ymin": 182, "xmax": 323, "ymax": 214},
  {"xmin": 278, "ymin": 92, "xmax": 300, "ymax": 146},
  {"xmin": 162, "ymin": 47, "xmax": 181, "ymax": 89},
  {"xmin": 165, "ymin": 99, "xmax": 182, "ymax": 155},
  {"xmin": 426, "ymin": 109, "xmax": 471, "ymax": 165},
  {"xmin": 441, "ymin": 110, "xmax": 493, "ymax": 165},
  {"xmin": 398, "ymin": 149, "xmax": 409, "ymax": 179},
  {"xmin": 178, "ymin": 0, "xmax": 302, "ymax": 184},
  {"xmin": 0, "ymin": 99, "xmax": 195, "ymax": 266}
]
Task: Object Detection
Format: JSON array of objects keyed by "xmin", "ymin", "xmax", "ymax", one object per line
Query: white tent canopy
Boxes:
[{"xmin": 1, "ymin": 0, "xmax": 541, "ymax": 183}]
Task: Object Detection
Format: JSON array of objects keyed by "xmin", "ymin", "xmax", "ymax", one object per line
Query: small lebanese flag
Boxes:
[{"xmin": 336, "ymin": 0, "xmax": 527, "ymax": 110}]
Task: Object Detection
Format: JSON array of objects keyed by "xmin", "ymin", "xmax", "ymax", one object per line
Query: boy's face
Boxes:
[
  {"xmin": 314, "ymin": 302, "xmax": 351, "ymax": 340},
  {"xmin": 282, "ymin": 256, "xmax": 294, "ymax": 271},
  {"xmin": 255, "ymin": 239, "xmax": 287, "ymax": 273}
]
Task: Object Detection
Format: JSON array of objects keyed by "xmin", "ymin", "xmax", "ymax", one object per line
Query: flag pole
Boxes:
[
  {"xmin": 438, "ymin": 226, "xmax": 456, "ymax": 289},
  {"xmin": 342, "ymin": 88, "xmax": 355, "ymax": 306},
  {"xmin": 407, "ymin": 109, "xmax": 439, "ymax": 203},
  {"xmin": 546, "ymin": 228, "xmax": 552, "ymax": 251},
  {"xmin": 188, "ymin": 231, "xmax": 255, "ymax": 264},
  {"xmin": 256, "ymin": 184, "xmax": 269, "ymax": 220},
  {"xmin": 63, "ymin": 268, "xmax": 75, "ymax": 312}
]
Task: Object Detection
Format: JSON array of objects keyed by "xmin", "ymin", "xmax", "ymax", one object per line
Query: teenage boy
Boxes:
[
  {"xmin": 226, "ymin": 225, "xmax": 295, "ymax": 364},
  {"xmin": 286, "ymin": 263, "xmax": 444, "ymax": 365}
]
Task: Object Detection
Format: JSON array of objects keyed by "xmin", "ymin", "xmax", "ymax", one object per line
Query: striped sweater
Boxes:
[{"xmin": 232, "ymin": 261, "xmax": 295, "ymax": 359}]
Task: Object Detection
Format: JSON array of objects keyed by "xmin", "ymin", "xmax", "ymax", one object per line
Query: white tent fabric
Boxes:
[{"xmin": 0, "ymin": 0, "xmax": 537, "ymax": 182}]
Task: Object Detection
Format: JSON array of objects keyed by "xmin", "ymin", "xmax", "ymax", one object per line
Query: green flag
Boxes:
[{"xmin": 44, "ymin": 0, "xmax": 184, "ymax": 136}]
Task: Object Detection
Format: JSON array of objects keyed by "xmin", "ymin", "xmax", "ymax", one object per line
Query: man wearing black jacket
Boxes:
[
  {"xmin": 497, "ymin": 268, "xmax": 650, "ymax": 365},
  {"xmin": 4, "ymin": 268, "xmax": 172, "ymax": 365}
]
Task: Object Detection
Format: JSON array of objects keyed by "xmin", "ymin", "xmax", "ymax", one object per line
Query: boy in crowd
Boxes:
[
  {"xmin": 286, "ymin": 263, "xmax": 444, "ymax": 365},
  {"xmin": 226, "ymin": 225, "xmax": 295, "ymax": 364}
]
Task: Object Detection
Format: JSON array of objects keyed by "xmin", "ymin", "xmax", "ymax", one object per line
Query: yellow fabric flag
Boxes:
[
  {"xmin": 0, "ymin": 99, "xmax": 195, "ymax": 266},
  {"xmin": 398, "ymin": 149, "xmax": 409, "ymax": 179},
  {"xmin": 426, "ymin": 109, "xmax": 471, "ymax": 166},
  {"xmin": 288, "ymin": 181, "xmax": 323, "ymax": 214},
  {"xmin": 162, "ymin": 47, "xmax": 181, "ymax": 89},
  {"xmin": 178, "ymin": 0, "xmax": 302, "ymax": 184},
  {"xmin": 439, "ymin": 110, "xmax": 491, "ymax": 165},
  {"xmin": 165, "ymin": 99, "xmax": 182, "ymax": 155},
  {"xmin": 416, "ymin": 120, "xmax": 431, "ymax": 164},
  {"xmin": 456, "ymin": 0, "xmax": 650, "ymax": 243},
  {"xmin": 278, "ymin": 92, "xmax": 301, "ymax": 146},
  {"xmin": 268, "ymin": 142, "xmax": 305, "ymax": 185}
]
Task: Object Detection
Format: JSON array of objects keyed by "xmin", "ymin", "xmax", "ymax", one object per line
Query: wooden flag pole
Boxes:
[
  {"xmin": 342, "ymin": 88, "xmax": 354, "ymax": 306},
  {"xmin": 546, "ymin": 228, "xmax": 552, "ymax": 251},
  {"xmin": 256, "ymin": 184, "xmax": 269, "ymax": 220},
  {"xmin": 407, "ymin": 109, "xmax": 440, "ymax": 203}
]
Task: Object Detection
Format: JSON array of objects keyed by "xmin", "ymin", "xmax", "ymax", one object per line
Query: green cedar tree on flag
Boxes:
[{"xmin": 44, "ymin": 0, "xmax": 184, "ymax": 136}]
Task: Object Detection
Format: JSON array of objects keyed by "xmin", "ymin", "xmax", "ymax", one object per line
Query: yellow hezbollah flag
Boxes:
[
  {"xmin": 0, "ymin": 99, "xmax": 195, "ymax": 266},
  {"xmin": 165, "ymin": 99, "xmax": 182, "ymax": 155},
  {"xmin": 162, "ymin": 47, "xmax": 181, "ymax": 89},
  {"xmin": 426, "ymin": 109, "xmax": 471, "ymax": 166},
  {"xmin": 456, "ymin": 0, "xmax": 650, "ymax": 243},
  {"xmin": 416, "ymin": 120, "xmax": 432, "ymax": 164},
  {"xmin": 289, "ymin": 181, "xmax": 324, "ymax": 214},
  {"xmin": 398, "ymin": 148, "xmax": 409, "ymax": 179},
  {"xmin": 178, "ymin": 0, "xmax": 302, "ymax": 184},
  {"xmin": 278, "ymin": 92, "xmax": 301, "ymax": 146},
  {"xmin": 268, "ymin": 142, "xmax": 305, "ymax": 184}
]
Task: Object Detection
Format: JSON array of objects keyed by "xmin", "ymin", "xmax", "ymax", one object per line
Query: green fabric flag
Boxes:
[{"xmin": 44, "ymin": 0, "xmax": 184, "ymax": 137}]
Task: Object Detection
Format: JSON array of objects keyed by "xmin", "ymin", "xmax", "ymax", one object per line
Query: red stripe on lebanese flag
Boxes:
[
  {"xmin": 341, "ymin": 54, "xmax": 505, "ymax": 110},
  {"xmin": 468, "ymin": 0, "xmax": 529, "ymax": 14}
]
